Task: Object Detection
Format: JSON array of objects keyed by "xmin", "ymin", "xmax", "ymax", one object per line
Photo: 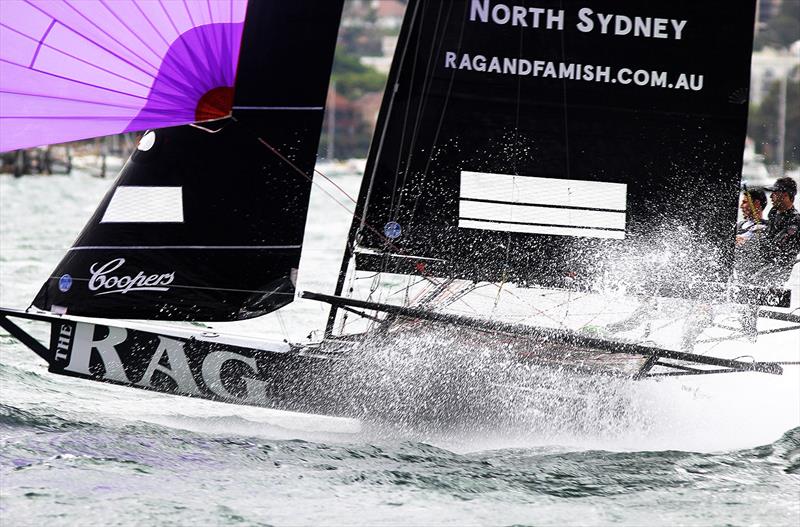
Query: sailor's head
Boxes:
[
  {"xmin": 766, "ymin": 177, "xmax": 797, "ymax": 211},
  {"xmin": 741, "ymin": 189, "xmax": 767, "ymax": 219}
]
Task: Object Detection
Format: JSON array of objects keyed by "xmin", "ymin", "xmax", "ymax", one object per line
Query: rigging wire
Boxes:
[
  {"xmin": 402, "ymin": 2, "xmax": 464, "ymax": 230},
  {"xmin": 388, "ymin": 0, "xmax": 435, "ymax": 216},
  {"xmin": 390, "ymin": 1, "xmax": 449, "ymax": 219},
  {"xmin": 275, "ymin": 309, "xmax": 290, "ymax": 342},
  {"xmin": 352, "ymin": 0, "xmax": 423, "ymax": 245},
  {"xmin": 248, "ymin": 125, "xmax": 413, "ymax": 261},
  {"xmin": 557, "ymin": 0, "xmax": 572, "ymax": 182}
]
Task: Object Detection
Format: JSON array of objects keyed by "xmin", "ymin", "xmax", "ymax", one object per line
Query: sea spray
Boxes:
[{"xmin": 321, "ymin": 322, "xmax": 653, "ymax": 441}]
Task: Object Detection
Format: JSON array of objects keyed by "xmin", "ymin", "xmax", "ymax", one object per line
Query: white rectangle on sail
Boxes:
[
  {"xmin": 460, "ymin": 171, "xmax": 627, "ymax": 211},
  {"xmin": 459, "ymin": 171, "xmax": 627, "ymax": 238},
  {"xmin": 101, "ymin": 186, "xmax": 184, "ymax": 223},
  {"xmin": 459, "ymin": 201, "xmax": 626, "ymax": 230}
]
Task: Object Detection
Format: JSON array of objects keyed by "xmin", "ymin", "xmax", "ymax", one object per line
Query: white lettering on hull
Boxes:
[
  {"xmin": 66, "ymin": 323, "xmax": 131, "ymax": 383},
  {"xmin": 136, "ymin": 336, "xmax": 201, "ymax": 395},
  {"xmin": 58, "ymin": 323, "xmax": 272, "ymax": 404},
  {"xmin": 201, "ymin": 351, "xmax": 269, "ymax": 404},
  {"xmin": 54, "ymin": 324, "xmax": 73, "ymax": 362}
]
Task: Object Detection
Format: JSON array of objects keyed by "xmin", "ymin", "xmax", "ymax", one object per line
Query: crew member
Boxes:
[
  {"xmin": 684, "ymin": 188, "xmax": 772, "ymax": 350},
  {"xmin": 757, "ymin": 177, "xmax": 800, "ymax": 285},
  {"xmin": 736, "ymin": 177, "xmax": 800, "ymax": 341},
  {"xmin": 731, "ymin": 189, "xmax": 768, "ymax": 341},
  {"xmin": 733, "ymin": 189, "xmax": 767, "ymax": 278}
]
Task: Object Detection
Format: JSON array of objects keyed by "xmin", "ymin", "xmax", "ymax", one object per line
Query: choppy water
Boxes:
[{"xmin": 1, "ymin": 172, "xmax": 799, "ymax": 526}]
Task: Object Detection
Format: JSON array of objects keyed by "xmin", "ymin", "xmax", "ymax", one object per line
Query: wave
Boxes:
[
  {"xmin": 0, "ymin": 403, "xmax": 89, "ymax": 432},
  {"xmin": 741, "ymin": 426, "xmax": 800, "ymax": 474}
]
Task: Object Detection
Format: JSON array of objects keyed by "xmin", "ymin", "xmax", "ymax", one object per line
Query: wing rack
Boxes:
[{"xmin": 301, "ymin": 291, "xmax": 786, "ymax": 377}]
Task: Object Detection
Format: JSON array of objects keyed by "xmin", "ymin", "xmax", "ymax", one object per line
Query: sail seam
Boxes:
[
  {"xmin": 29, "ymin": 19, "xmax": 56, "ymax": 68},
  {"xmin": 46, "ymin": 277, "xmax": 296, "ymax": 296},
  {"xmin": 459, "ymin": 197, "xmax": 625, "ymax": 214}
]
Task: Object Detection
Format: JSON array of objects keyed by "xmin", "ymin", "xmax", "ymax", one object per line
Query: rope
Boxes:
[{"xmin": 252, "ymin": 134, "xmax": 451, "ymax": 294}]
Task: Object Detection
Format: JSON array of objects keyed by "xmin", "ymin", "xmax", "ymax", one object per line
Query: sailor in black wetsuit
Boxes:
[{"xmin": 757, "ymin": 177, "xmax": 800, "ymax": 285}]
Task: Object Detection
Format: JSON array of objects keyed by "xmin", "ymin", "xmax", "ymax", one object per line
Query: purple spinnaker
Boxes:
[{"xmin": 0, "ymin": 0, "xmax": 248, "ymax": 152}]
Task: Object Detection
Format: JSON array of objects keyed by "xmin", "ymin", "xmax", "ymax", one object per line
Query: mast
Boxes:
[
  {"xmin": 328, "ymin": 80, "xmax": 336, "ymax": 160},
  {"xmin": 327, "ymin": 0, "xmax": 422, "ymax": 335},
  {"xmin": 777, "ymin": 74, "xmax": 787, "ymax": 177}
]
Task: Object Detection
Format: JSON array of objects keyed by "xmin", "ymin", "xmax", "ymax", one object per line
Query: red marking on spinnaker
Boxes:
[{"xmin": 195, "ymin": 86, "xmax": 234, "ymax": 122}]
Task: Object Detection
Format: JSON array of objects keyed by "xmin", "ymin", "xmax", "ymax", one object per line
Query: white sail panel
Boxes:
[
  {"xmin": 459, "ymin": 201, "xmax": 626, "ymax": 229},
  {"xmin": 460, "ymin": 171, "xmax": 627, "ymax": 211},
  {"xmin": 459, "ymin": 219, "xmax": 626, "ymax": 240},
  {"xmin": 101, "ymin": 186, "xmax": 183, "ymax": 223},
  {"xmin": 459, "ymin": 171, "xmax": 627, "ymax": 239}
]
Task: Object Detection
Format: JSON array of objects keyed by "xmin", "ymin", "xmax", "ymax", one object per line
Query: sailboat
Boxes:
[{"xmin": 1, "ymin": 0, "xmax": 798, "ymax": 419}]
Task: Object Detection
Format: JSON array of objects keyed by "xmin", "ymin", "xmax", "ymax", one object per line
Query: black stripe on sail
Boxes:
[
  {"xmin": 68, "ymin": 246, "xmax": 302, "ymax": 251},
  {"xmin": 459, "ymin": 217, "xmax": 626, "ymax": 232},
  {"xmin": 459, "ymin": 197, "xmax": 626, "ymax": 214}
]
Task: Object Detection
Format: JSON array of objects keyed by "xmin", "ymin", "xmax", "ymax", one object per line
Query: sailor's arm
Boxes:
[
  {"xmin": 783, "ymin": 214, "xmax": 800, "ymax": 259},
  {"xmin": 772, "ymin": 213, "xmax": 800, "ymax": 268}
]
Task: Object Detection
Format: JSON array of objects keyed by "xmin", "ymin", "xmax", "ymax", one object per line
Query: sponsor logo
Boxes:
[
  {"xmin": 62, "ymin": 322, "xmax": 270, "ymax": 405},
  {"xmin": 58, "ymin": 274, "xmax": 72, "ymax": 292},
  {"xmin": 384, "ymin": 221, "xmax": 402, "ymax": 239},
  {"xmin": 88, "ymin": 258, "xmax": 174, "ymax": 295},
  {"xmin": 53, "ymin": 323, "xmax": 73, "ymax": 362}
]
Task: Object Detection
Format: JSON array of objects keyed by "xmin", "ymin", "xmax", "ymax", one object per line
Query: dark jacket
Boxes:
[{"xmin": 757, "ymin": 206, "xmax": 800, "ymax": 285}]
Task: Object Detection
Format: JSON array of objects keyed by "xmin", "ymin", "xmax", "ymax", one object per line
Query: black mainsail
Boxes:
[
  {"xmin": 32, "ymin": 1, "xmax": 344, "ymax": 321},
  {"xmin": 336, "ymin": 0, "xmax": 758, "ymax": 297}
]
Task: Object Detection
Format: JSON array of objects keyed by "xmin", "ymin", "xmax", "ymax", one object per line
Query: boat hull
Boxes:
[
  {"xmin": 0, "ymin": 309, "xmax": 351, "ymax": 416},
  {"xmin": 1, "ymin": 308, "xmax": 648, "ymax": 423},
  {"xmin": 0, "ymin": 307, "xmax": 784, "ymax": 422}
]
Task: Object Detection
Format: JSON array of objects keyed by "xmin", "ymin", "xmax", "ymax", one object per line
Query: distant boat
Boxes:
[{"xmin": 0, "ymin": 0, "xmax": 797, "ymax": 419}]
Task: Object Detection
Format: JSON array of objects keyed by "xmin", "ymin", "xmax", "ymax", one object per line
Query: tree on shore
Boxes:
[{"xmin": 754, "ymin": 1, "xmax": 800, "ymax": 50}]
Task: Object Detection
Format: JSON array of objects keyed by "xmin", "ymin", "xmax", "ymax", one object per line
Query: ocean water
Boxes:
[{"xmin": 1, "ymin": 171, "xmax": 799, "ymax": 526}]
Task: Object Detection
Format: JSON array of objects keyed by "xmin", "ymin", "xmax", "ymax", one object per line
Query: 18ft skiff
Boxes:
[{"xmin": 1, "ymin": 0, "xmax": 798, "ymax": 419}]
